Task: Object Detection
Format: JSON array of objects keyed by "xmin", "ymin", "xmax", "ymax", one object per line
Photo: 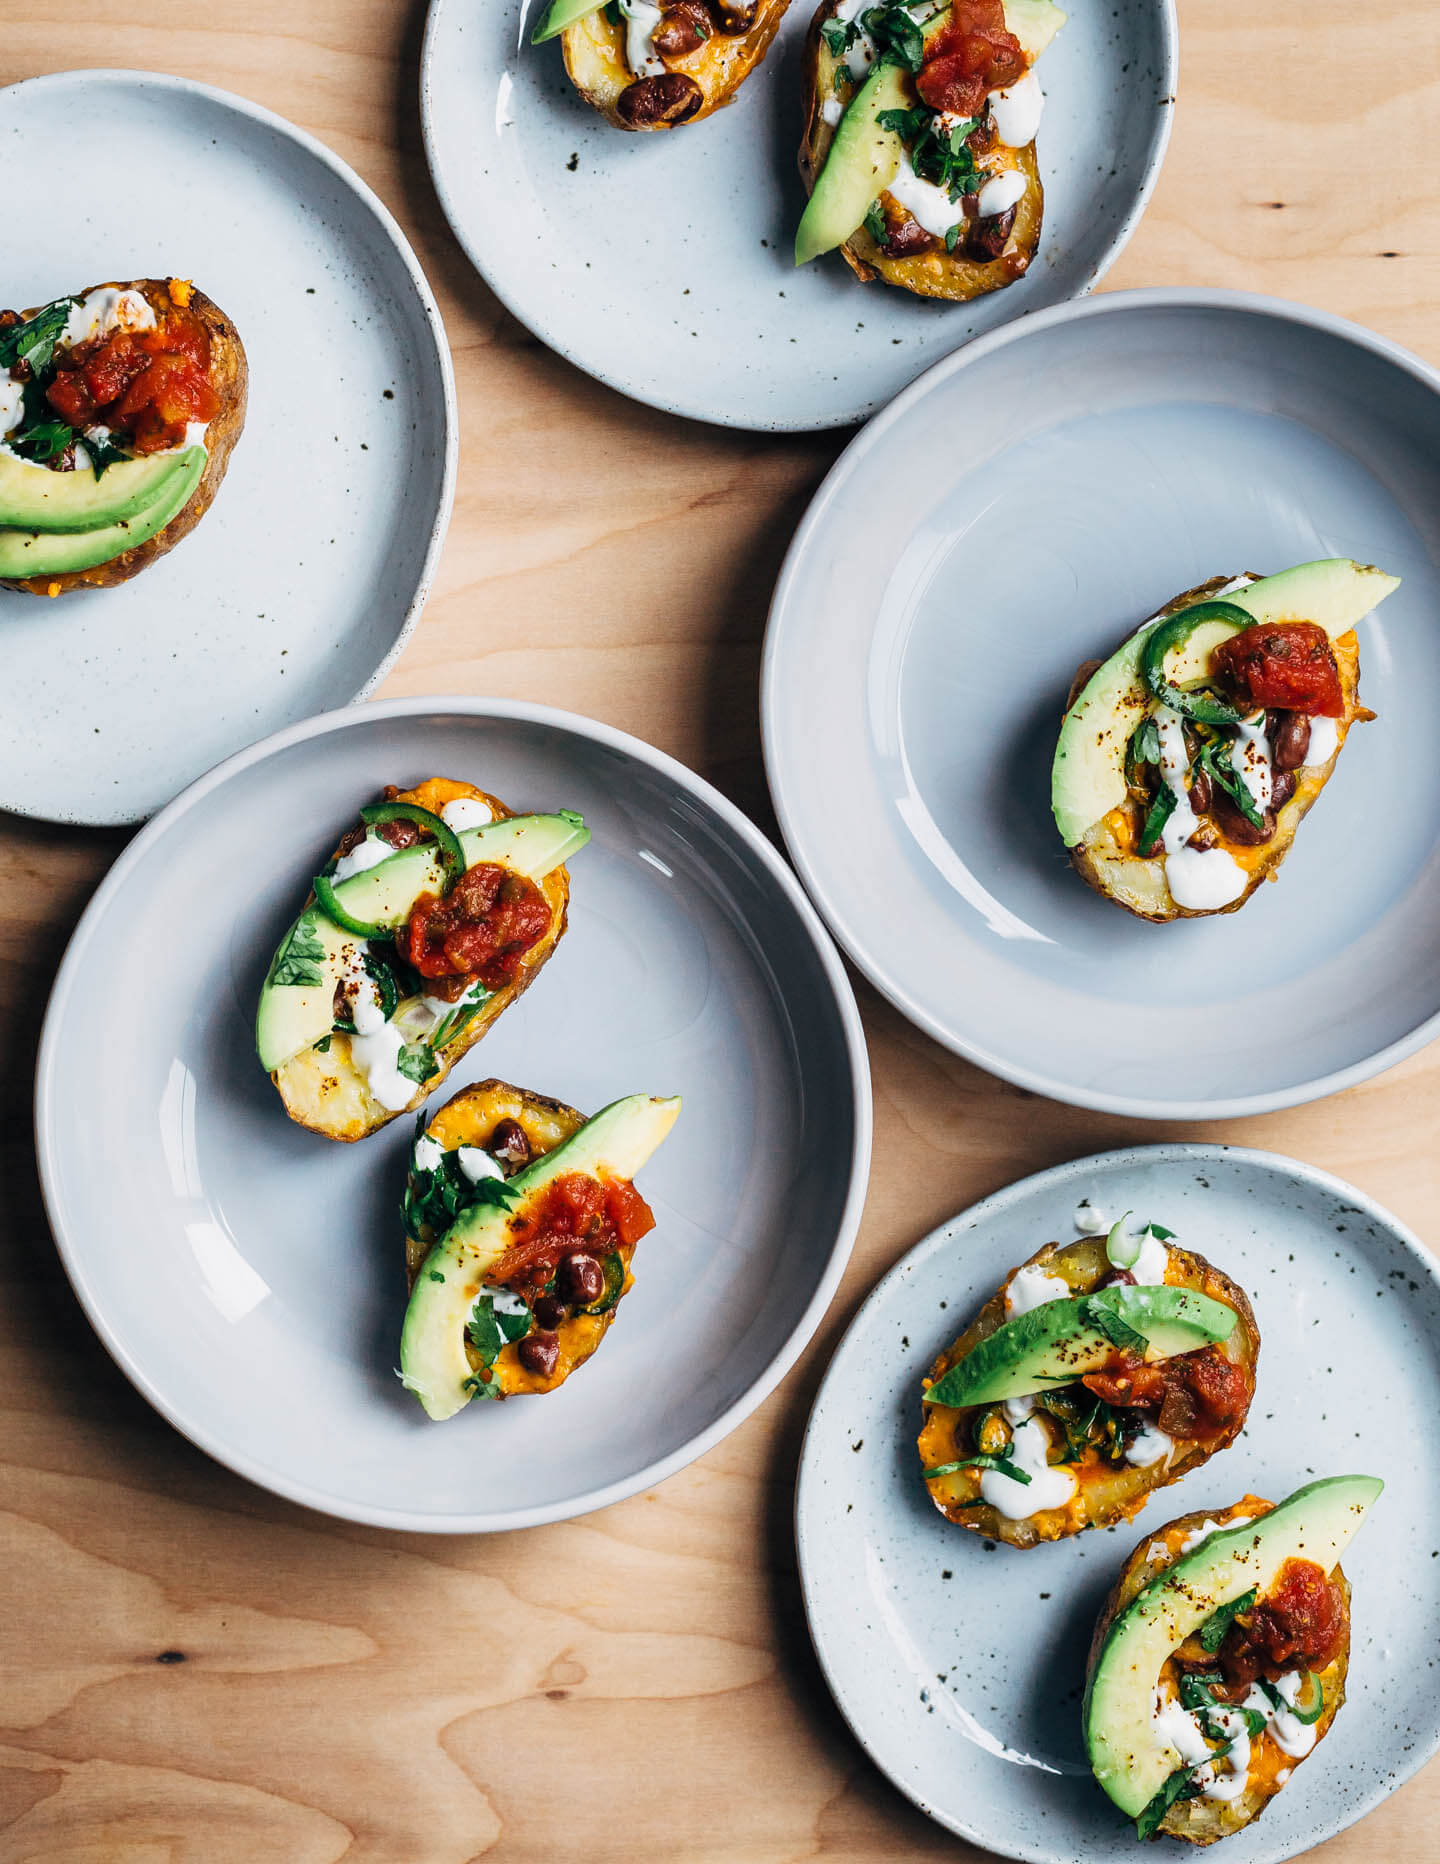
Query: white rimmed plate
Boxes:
[
  {"xmin": 419, "ymin": 0, "xmax": 1175, "ymax": 430},
  {"xmin": 0, "ymin": 70, "xmax": 456, "ymax": 826},
  {"xmin": 795, "ymin": 1144, "xmax": 1440, "ymax": 1863},
  {"xmin": 763, "ymin": 290, "xmax": 1440, "ymax": 1118},
  {"xmin": 33, "ymin": 698, "xmax": 871, "ymax": 1531}
]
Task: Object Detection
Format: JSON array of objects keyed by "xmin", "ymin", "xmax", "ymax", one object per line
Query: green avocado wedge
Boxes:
[
  {"xmin": 400, "ymin": 1093, "xmax": 682, "ymax": 1421},
  {"xmin": 254, "ymin": 811, "xmax": 590, "ymax": 1073},
  {"xmin": 1051, "ymin": 558, "xmax": 1402, "ymax": 848},
  {"xmin": 0, "ymin": 444, "xmax": 201, "ymax": 534},
  {"xmin": 923, "ymin": 1285, "xmax": 1237, "ymax": 1409},
  {"xmin": 0, "ymin": 445, "xmax": 205, "ymax": 579},
  {"xmin": 532, "ymin": 0, "xmax": 601, "ymax": 43},
  {"xmin": 1084, "ymin": 1475, "xmax": 1383, "ymax": 1820}
]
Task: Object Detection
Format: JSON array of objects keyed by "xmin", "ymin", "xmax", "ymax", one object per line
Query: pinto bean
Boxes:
[
  {"xmin": 557, "ymin": 1252, "xmax": 606, "ymax": 1306},
  {"xmin": 965, "ymin": 205, "xmax": 1016, "ymax": 262},
  {"xmin": 487, "ymin": 1118, "xmax": 531, "ymax": 1169},
  {"xmin": 1211, "ymin": 788, "xmax": 1275, "ymax": 846},
  {"xmin": 653, "ymin": 0, "xmax": 711, "ymax": 56},
  {"xmin": 882, "ymin": 212, "xmax": 936, "ymax": 257},
  {"xmin": 1270, "ymin": 711, "xmax": 1312, "ymax": 773},
  {"xmin": 533, "ymin": 1294, "xmax": 566, "ymax": 1330},
  {"xmin": 1187, "ymin": 770, "xmax": 1213, "ymax": 814},
  {"xmin": 518, "ymin": 1331, "xmax": 560, "ymax": 1378},
  {"xmin": 616, "ymin": 72, "xmax": 704, "ymax": 126},
  {"xmin": 1271, "ymin": 769, "xmax": 1297, "ymax": 811}
]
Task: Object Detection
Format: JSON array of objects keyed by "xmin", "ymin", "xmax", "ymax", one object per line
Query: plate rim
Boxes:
[
  {"xmin": 0, "ymin": 65, "xmax": 459, "ymax": 829},
  {"xmin": 761, "ymin": 284, "xmax": 1440, "ymax": 1118},
  {"xmin": 794, "ymin": 1139, "xmax": 1440, "ymax": 1864},
  {"xmin": 416, "ymin": 0, "xmax": 1178, "ymax": 433},
  {"xmin": 32, "ymin": 693, "xmax": 874, "ymax": 1533}
]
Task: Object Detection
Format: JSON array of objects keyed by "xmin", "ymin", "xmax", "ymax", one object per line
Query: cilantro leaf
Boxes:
[
  {"xmin": 82, "ymin": 430, "xmax": 130, "ymax": 479},
  {"xmin": 9, "ymin": 417, "xmax": 75, "ymax": 464},
  {"xmin": 862, "ymin": 3, "xmax": 924, "ymax": 70},
  {"xmin": 1198, "ymin": 1587, "xmax": 1257, "ymax": 1655},
  {"xmin": 1195, "ymin": 736, "xmax": 1265, "ymax": 830},
  {"xmin": 0, "ymin": 297, "xmax": 78, "ymax": 375},
  {"xmin": 1080, "ymin": 1295, "xmax": 1149, "ymax": 1353},
  {"xmin": 822, "ymin": 18, "xmax": 859, "ymax": 54},
  {"xmin": 1134, "ymin": 1763, "xmax": 1204, "ymax": 1841},
  {"xmin": 863, "ymin": 199, "xmax": 887, "ymax": 245},
  {"xmin": 1138, "ymin": 781, "xmax": 1177, "ymax": 857},
  {"xmin": 396, "ymin": 1041, "xmax": 439, "ymax": 1086},
  {"xmin": 402, "ymin": 1139, "xmax": 521, "ymax": 1249},
  {"xmin": 269, "ymin": 919, "xmax": 327, "ymax": 988},
  {"xmin": 465, "ymin": 1291, "xmax": 532, "ymax": 1367},
  {"xmin": 922, "ymin": 1446, "xmax": 1031, "ymax": 1486}
]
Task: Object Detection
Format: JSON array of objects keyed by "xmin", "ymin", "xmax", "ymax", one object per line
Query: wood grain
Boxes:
[{"xmin": 3, "ymin": 1, "xmax": 1438, "ymax": 1857}]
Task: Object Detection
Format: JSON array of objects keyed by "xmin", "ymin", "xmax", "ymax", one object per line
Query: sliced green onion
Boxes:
[
  {"xmin": 1261, "ymin": 1673, "xmax": 1325, "ymax": 1726},
  {"xmin": 1140, "ymin": 601, "xmax": 1254, "ymax": 725},
  {"xmin": 1106, "ymin": 1210, "xmax": 1140, "ymax": 1270},
  {"xmin": 313, "ymin": 872, "xmax": 391, "ymax": 940},
  {"xmin": 361, "ymin": 801, "xmax": 465, "ymax": 890}
]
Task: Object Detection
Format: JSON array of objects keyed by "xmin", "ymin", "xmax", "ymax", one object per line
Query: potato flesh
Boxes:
[
  {"xmin": 1092, "ymin": 1498, "xmax": 1351, "ymax": 1843},
  {"xmin": 917, "ymin": 1236, "xmax": 1259, "ymax": 1548},
  {"xmin": 271, "ymin": 780, "xmax": 572, "ymax": 1142},
  {"xmin": 411, "ymin": 1079, "xmax": 634, "ymax": 1399}
]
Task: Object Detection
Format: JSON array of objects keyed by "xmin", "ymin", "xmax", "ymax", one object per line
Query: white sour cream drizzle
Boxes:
[
  {"xmin": 441, "ymin": 796, "xmax": 493, "ymax": 831},
  {"xmin": 976, "ymin": 168, "xmax": 1026, "ymax": 218},
  {"xmin": 886, "ymin": 148, "xmax": 968, "ymax": 238},
  {"xmin": 1305, "ymin": 714, "xmax": 1339, "ymax": 765},
  {"xmin": 413, "ymin": 1133, "xmax": 444, "ymax": 1173},
  {"xmin": 1074, "ymin": 1202, "xmax": 1110, "ymax": 1235},
  {"xmin": 62, "ymin": 287, "xmax": 155, "ymax": 348},
  {"xmin": 1152, "ymin": 1664, "xmax": 1317, "ymax": 1802},
  {"xmin": 0, "ymin": 376, "xmax": 24, "ymax": 436},
  {"xmin": 833, "ymin": 0, "xmax": 881, "ymax": 79},
  {"xmin": 1178, "ymin": 1511, "xmax": 1257, "ymax": 1555},
  {"xmin": 484, "ymin": 1284, "xmax": 530, "ymax": 1322},
  {"xmin": 980, "ymin": 1415, "xmax": 1076, "ymax": 1519},
  {"xmin": 1129, "ymin": 1226, "xmax": 1171, "ymax": 1287},
  {"xmin": 344, "ymin": 953, "xmax": 417, "ymax": 1112},
  {"xmin": 1002, "ymin": 1392, "xmax": 1036, "ymax": 1425},
  {"xmin": 332, "ymin": 833, "xmax": 395, "ymax": 883},
  {"xmin": 987, "ymin": 67, "xmax": 1043, "ymax": 146},
  {"xmin": 1005, "ymin": 1263, "xmax": 1069, "ymax": 1316},
  {"xmin": 822, "ymin": 95, "xmax": 844, "ymax": 125},
  {"xmin": 1232, "ymin": 713, "xmax": 1274, "ymax": 813},
  {"xmin": 619, "ymin": 0, "xmax": 665, "ymax": 76},
  {"xmin": 457, "ymin": 1146, "xmax": 505, "ymax": 1185},
  {"xmin": 1153, "ymin": 704, "xmax": 1248, "ymax": 911},
  {"xmin": 1125, "ymin": 1419, "xmax": 1174, "ymax": 1467}
]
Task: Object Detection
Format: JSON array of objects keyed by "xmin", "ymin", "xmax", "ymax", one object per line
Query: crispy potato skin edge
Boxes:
[
  {"xmin": 560, "ymin": 0, "xmax": 792, "ymax": 130},
  {"xmin": 1, "ymin": 279, "xmax": 248, "ymax": 596},
  {"xmin": 1085, "ymin": 1498, "xmax": 1352, "ymax": 1843},
  {"xmin": 918, "ymin": 1235, "xmax": 1260, "ymax": 1548}
]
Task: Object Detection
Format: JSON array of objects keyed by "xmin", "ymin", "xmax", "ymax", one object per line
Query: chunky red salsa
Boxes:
[
  {"xmin": 46, "ymin": 306, "xmax": 219, "ymax": 453},
  {"xmin": 1217, "ymin": 1556, "xmax": 1348, "ymax": 1684},
  {"xmin": 404, "ymin": 863, "xmax": 551, "ymax": 989},
  {"xmin": 1212, "ymin": 621, "xmax": 1344, "ymax": 718},
  {"xmin": 917, "ymin": 0, "xmax": 1027, "ymax": 114},
  {"xmin": 494, "ymin": 1172, "xmax": 656, "ymax": 1289},
  {"xmin": 1081, "ymin": 1346, "xmax": 1252, "ymax": 1443}
]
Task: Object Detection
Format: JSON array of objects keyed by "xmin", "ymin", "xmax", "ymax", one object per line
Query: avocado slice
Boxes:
[
  {"xmin": 1051, "ymin": 558, "xmax": 1402, "ymax": 847},
  {"xmin": 923, "ymin": 1285, "xmax": 1237, "ymax": 1408},
  {"xmin": 400, "ymin": 1093, "xmax": 682, "ymax": 1420},
  {"xmin": 254, "ymin": 812, "xmax": 590, "ymax": 1073},
  {"xmin": 0, "ymin": 445, "xmax": 201, "ymax": 534},
  {"xmin": 0, "ymin": 445, "xmax": 206, "ymax": 579},
  {"xmin": 796, "ymin": 0, "xmax": 1067, "ymax": 265},
  {"xmin": 531, "ymin": 0, "xmax": 600, "ymax": 42},
  {"xmin": 1085, "ymin": 1474, "xmax": 1382, "ymax": 1818}
]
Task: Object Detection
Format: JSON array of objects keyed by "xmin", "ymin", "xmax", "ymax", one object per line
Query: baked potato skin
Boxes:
[
  {"xmin": 271, "ymin": 780, "xmax": 573, "ymax": 1144},
  {"xmin": 798, "ymin": 0, "xmax": 1042, "ymax": 300},
  {"xmin": 917, "ymin": 1236, "xmax": 1260, "ymax": 1549},
  {"xmin": 1086, "ymin": 1497, "xmax": 1352, "ymax": 1844},
  {"xmin": 1065, "ymin": 575, "xmax": 1366, "ymax": 923},
  {"xmin": 1, "ymin": 278, "xmax": 248, "ymax": 596},
  {"xmin": 409, "ymin": 1078, "xmax": 635, "ymax": 1398},
  {"xmin": 562, "ymin": 0, "xmax": 792, "ymax": 130}
]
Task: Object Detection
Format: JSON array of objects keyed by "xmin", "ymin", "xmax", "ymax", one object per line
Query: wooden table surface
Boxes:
[{"xmin": 3, "ymin": 2, "xmax": 1437, "ymax": 1858}]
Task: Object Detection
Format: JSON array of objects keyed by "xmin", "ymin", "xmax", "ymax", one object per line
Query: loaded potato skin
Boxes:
[
  {"xmin": 539, "ymin": 0, "xmax": 792, "ymax": 131},
  {"xmin": 0, "ymin": 278, "xmax": 247, "ymax": 595},
  {"xmin": 917, "ymin": 1230, "xmax": 1259, "ymax": 1549},
  {"xmin": 1085, "ymin": 1486, "xmax": 1371, "ymax": 1843},
  {"xmin": 260, "ymin": 778, "xmax": 583, "ymax": 1143}
]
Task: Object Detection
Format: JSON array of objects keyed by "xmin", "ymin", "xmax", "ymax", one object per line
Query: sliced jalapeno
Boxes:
[
  {"xmin": 313, "ymin": 872, "xmax": 392, "ymax": 940},
  {"xmin": 361, "ymin": 801, "xmax": 465, "ymax": 890},
  {"xmin": 1140, "ymin": 601, "xmax": 1254, "ymax": 725},
  {"xmin": 581, "ymin": 1250, "xmax": 626, "ymax": 1315}
]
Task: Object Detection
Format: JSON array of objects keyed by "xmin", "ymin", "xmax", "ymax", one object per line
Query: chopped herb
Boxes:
[
  {"xmin": 861, "ymin": 2, "xmax": 925, "ymax": 71},
  {"xmin": 1134, "ymin": 1763, "xmax": 1204, "ymax": 1841},
  {"xmin": 822, "ymin": 18, "xmax": 860, "ymax": 54},
  {"xmin": 9, "ymin": 417, "xmax": 75, "ymax": 463},
  {"xmin": 1148, "ymin": 1223, "xmax": 1177, "ymax": 1240},
  {"xmin": 1178, "ymin": 1672, "xmax": 1265, "ymax": 1741},
  {"xmin": 395, "ymin": 1041, "xmax": 439, "ymax": 1086},
  {"xmin": 1258, "ymin": 1673, "xmax": 1324, "ymax": 1725},
  {"xmin": 832, "ymin": 63, "xmax": 853, "ymax": 95},
  {"xmin": 1080, "ymin": 1295, "xmax": 1149, "ymax": 1353},
  {"xmin": 1127, "ymin": 716, "xmax": 1162, "ymax": 777},
  {"xmin": 82, "ymin": 430, "xmax": 130, "ymax": 479},
  {"xmin": 1198, "ymin": 1587, "xmax": 1257, "ymax": 1655},
  {"xmin": 863, "ymin": 198, "xmax": 887, "ymax": 245},
  {"xmin": 402, "ymin": 1135, "xmax": 522, "ymax": 1248},
  {"xmin": 429, "ymin": 986, "xmax": 491, "ymax": 1051},
  {"xmin": 0, "ymin": 297, "xmax": 78, "ymax": 375},
  {"xmin": 877, "ymin": 102, "xmax": 983, "ymax": 199},
  {"xmin": 945, "ymin": 222, "xmax": 963, "ymax": 252},
  {"xmin": 465, "ymin": 1290, "xmax": 532, "ymax": 1368},
  {"xmin": 923, "ymin": 1446, "xmax": 1031, "ymax": 1485},
  {"xmin": 269, "ymin": 919, "xmax": 327, "ymax": 988},
  {"xmin": 313, "ymin": 1034, "xmax": 332, "ymax": 1053},
  {"xmin": 1138, "ymin": 781, "xmax": 1177, "ymax": 857},
  {"xmin": 428, "ymin": 1270, "xmax": 445, "ymax": 1283},
  {"xmin": 1194, "ymin": 736, "xmax": 1264, "ymax": 830}
]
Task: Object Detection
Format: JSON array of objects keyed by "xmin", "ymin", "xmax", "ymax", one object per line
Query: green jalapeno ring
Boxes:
[
  {"xmin": 360, "ymin": 800, "xmax": 466, "ymax": 890},
  {"xmin": 1140, "ymin": 600, "xmax": 1255, "ymax": 725},
  {"xmin": 312, "ymin": 873, "xmax": 391, "ymax": 940}
]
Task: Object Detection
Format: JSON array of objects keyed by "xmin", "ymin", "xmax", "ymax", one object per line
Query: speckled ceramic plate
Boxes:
[
  {"xmin": 419, "ymin": 0, "xmax": 1174, "ymax": 430},
  {"xmin": 795, "ymin": 1144, "xmax": 1440, "ymax": 1863},
  {"xmin": 34, "ymin": 697, "xmax": 870, "ymax": 1531},
  {"xmin": 0, "ymin": 70, "xmax": 456, "ymax": 826},
  {"xmin": 763, "ymin": 290, "xmax": 1440, "ymax": 1118}
]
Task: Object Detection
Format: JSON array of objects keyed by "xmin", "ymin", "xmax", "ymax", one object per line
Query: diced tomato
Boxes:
[
  {"xmin": 44, "ymin": 306, "xmax": 217, "ymax": 453},
  {"xmin": 491, "ymin": 1172, "xmax": 655, "ymax": 1286},
  {"xmin": 1211, "ymin": 622, "xmax": 1345, "ymax": 717},
  {"xmin": 404, "ymin": 863, "xmax": 551, "ymax": 987},
  {"xmin": 1084, "ymin": 1345, "xmax": 1251, "ymax": 1445},
  {"xmin": 606, "ymin": 1176, "xmax": 656, "ymax": 1247},
  {"xmin": 1082, "ymin": 1352, "xmax": 1167, "ymax": 1408},
  {"xmin": 1218, "ymin": 1557, "xmax": 1348, "ymax": 1683},
  {"xmin": 917, "ymin": 0, "xmax": 1026, "ymax": 114}
]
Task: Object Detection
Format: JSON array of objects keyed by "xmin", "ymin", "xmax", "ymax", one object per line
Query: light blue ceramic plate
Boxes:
[
  {"xmin": 795, "ymin": 1145, "xmax": 1440, "ymax": 1863},
  {"xmin": 0, "ymin": 71, "xmax": 456, "ymax": 826},
  {"xmin": 34, "ymin": 698, "xmax": 870, "ymax": 1531},
  {"xmin": 763, "ymin": 290, "xmax": 1440, "ymax": 1118},
  {"xmin": 419, "ymin": 0, "xmax": 1175, "ymax": 430}
]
